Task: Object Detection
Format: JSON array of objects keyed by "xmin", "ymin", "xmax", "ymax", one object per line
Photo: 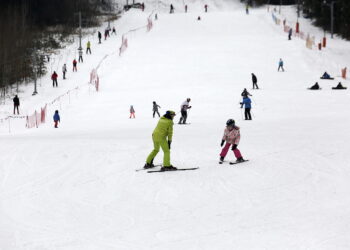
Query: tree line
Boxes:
[
  {"xmin": 251, "ymin": 0, "xmax": 350, "ymax": 39},
  {"xmin": 0, "ymin": 0, "xmax": 116, "ymax": 97}
]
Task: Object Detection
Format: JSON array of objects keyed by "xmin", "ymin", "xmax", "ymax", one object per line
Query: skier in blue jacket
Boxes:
[
  {"xmin": 240, "ymin": 97, "xmax": 252, "ymax": 120},
  {"xmin": 53, "ymin": 110, "xmax": 60, "ymax": 128}
]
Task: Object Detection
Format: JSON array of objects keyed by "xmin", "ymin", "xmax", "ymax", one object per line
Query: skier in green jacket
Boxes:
[{"xmin": 144, "ymin": 110, "xmax": 177, "ymax": 171}]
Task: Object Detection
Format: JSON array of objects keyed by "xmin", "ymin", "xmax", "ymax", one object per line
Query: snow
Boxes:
[{"xmin": 1, "ymin": 1, "xmax": 350, "ymax": 249}]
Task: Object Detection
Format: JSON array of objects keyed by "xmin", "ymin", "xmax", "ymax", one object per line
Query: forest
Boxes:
[{"xmin": 0, "ymin": 0, "xmax": 117, "ymax": 98}]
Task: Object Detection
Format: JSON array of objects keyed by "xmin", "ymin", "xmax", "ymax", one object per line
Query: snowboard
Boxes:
[
  {"xmin": 147, "ymin": 167, "xmax": 199, "ymax": 173},
  {"xmin": 307, "ymin": 88, "xmax": 322, "ymax": 90},
  {"xmin": 320, "ymin": 77, "xmax": 334, "ymax": 80}
]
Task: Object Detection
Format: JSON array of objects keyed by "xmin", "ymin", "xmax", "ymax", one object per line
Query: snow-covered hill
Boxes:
[{"xmin": 1, "ymin": 1, "xmax": 350, "ymax": 249}]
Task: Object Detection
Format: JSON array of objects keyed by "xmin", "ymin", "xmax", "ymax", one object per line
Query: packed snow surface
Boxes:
[{"xmin": 1, "ymin": 1, "xmax": 350, "ymax": 249}]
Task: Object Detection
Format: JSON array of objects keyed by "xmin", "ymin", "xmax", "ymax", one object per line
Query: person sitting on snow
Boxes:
[
  {"xmin": 321, "ymin": 71, "xmax": 332, "ymax": 79},
  {"xmin": 309, "ymin": 82, "xmax": 320, "ymax": 90},
  {"xmin": 332, "ymin": 82, "xmax": 347, "ymax": 90}
]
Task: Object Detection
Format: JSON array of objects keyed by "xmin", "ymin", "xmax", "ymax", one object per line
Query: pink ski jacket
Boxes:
[{"xmin": 222, "ymin": 126, "xmax": 240, "ymax": 145}]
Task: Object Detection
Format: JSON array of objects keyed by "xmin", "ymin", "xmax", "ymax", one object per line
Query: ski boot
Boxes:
[
  {"xmin": 219, "ymin": 156, "xmax": 224, "ymax": 164},
  {"xmin": 144, "ymin": 160, "xmax": 155, "ymax": 169},
  {"xmin": 160, "ymin": 165, "xmax": 177, "ymax": 171},
  {"xmin": 236, "ymin": 157, "xmax": 245, "ymax": 163}
]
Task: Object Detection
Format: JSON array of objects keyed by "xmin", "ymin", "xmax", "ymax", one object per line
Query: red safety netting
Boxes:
[
  {"xmin": 26, "ymin": 104, "xmax": 47, "ymax": 128},
  {"xmin": 119, "ymin": 35, "xmax": 128, "ymax": 56},
  {"xmin": 147, "ymin": 18, "xmax": 153, "ymax": 32},
  {"xmin": 341, "ymin": 67, "xmax": 347, "ymax": 79}
]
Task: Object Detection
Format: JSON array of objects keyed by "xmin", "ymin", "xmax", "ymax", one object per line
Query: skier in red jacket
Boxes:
[{"xmin": 51, "ymin": 71, "xmax": 58, "ymax": 87}]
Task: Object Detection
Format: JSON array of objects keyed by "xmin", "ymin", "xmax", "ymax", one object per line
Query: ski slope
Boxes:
[{"xmin": 1, "ymin": 1, "xmax": 350, "ymax": 249}]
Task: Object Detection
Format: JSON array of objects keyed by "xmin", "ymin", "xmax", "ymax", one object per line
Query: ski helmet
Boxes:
[
  {"xmin": 226, "ymin": 119, "xmax": 235, "ymax": 126},
  {"xmin": 165, "ymin": 110, "xmax": 176, "ymax": 116}
]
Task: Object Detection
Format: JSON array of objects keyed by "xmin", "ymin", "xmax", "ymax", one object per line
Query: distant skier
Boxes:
[
  {"xmin": 78, "ymin": 49, "xmax": 83, "ymax": 63},
  {"xmin": 13, "ymin": 95, "xmax": 20, "ymax": 115},
  {"xmin": 288, "ymin": 28, "xmax": 292, "ymax": 40},
  {"xmin": 197, "ymin": 16, "xmax": 201, "ymax": 21},
  {"xmin": 332, "ymin": 82, "xmax": 347, "ymax": 90},
  {"xmin": 278, "ymin": 58, "xmax": 284, "ymax": 72},
  {"xmin": 308, "ymin": 82, "xmax": 320, "ymax": 90},
  {"xmin": 178, "ymin": 98, "xmax": 192, "ymax": 124},
  {"xmin": 153, "ymin": 101, "xmax": 161, "ymax": 118},
  {"xmin": 219, "ymin": 119, "xmax": 245, "ymax": 163},
  {"xmin": 86, "ymin": 41, "xmax": 91, "ymax": 54},
  {"xmin": 112, "ymin": 27, "xmax": 116, "ymax": 35},
  {"xmin": 240, "ymin": 96, "xmax": 252, "ymax": 120},
  {"xmin": 130, "ymin": 105, "xmax": 135, "ymax": 118},
  {"xmin": 73, "ymin": 59, "xmax": 77, "ymax": 72},
  {"xmin": 155, "ymin": 13, "xmax": 158, "ymax": 20},
  {"xmin": 204, "ymin": 4, "xmax": 208, "ymax": 12},
  {"xmin": 245, "ymin": 4, "xmax": 249, "ymax": 14},
  {"xmin": 62, "ymin": 64, "xmax": 67, "ymax": 79},
  {"xmin": 170, "ymin": 4, "xmax": 174, "ymax": 14},
  {"xmin": 98, "ymin": 31, "xmax": 102, "ymax": 43},
  {"xmin": 241, "ymin": 88, "xmax": 252, "ymax": 98},
  {"xmin": 251, "ymin": 73, "xmax": 259, "ymax": 89},
  {"xmin": 185, "ymin": 5, "xmax": 188, "ymax": 13},
  {"xmin": 141, "ymin": 2, "xmax": 145, "ymax": 11},
  {"xmin": 144, "ymin": 110, "xmax": 177, "ymax": 171},
  {"xmin": 51, "ymin": 71, "xmax": 58, "ymax": 87},
  {"xmin": 53, "ymin": 110, "xmax": 60, "ymax": 128}
]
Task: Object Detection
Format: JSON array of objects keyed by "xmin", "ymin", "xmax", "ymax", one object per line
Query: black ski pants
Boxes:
[
  {"xmin": 153, "ymin": 110, "xmax": 160, "ymax": 118},
  {"xmin": 253, "ymin": 81, "xmax": 259, "ymax": 89},
  {"xmin": 52, "ymin": 79, "xmax": 58, "ymax": 87},
  {"xmin": 244, "ymin": 108, "xmax": 252, "ymax": 120},
  {"xmin": 179, "ymin": 110, "xmax": 188, "ymax": 124}
]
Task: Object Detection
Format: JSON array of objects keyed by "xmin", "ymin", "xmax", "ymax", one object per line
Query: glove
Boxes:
[
  {"xmin": 221, "ymin": 140, "xmax": 225, "ymax": 147},
  {"xmin": 188, "ymin": 106, "xmax": 192, "ymax": 109},
  {"xmin": 168, "ymin": 140, "xmax": 171, "ymax": 149},
  {"xmin": 231, "ymin": 144, "xmax": 237, "ymax": 150}
]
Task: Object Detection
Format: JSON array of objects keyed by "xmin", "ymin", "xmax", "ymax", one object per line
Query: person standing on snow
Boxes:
[
  {"xmin": 51, "ymin": 71, "xmax": 58, "ymax": 87},
  {"xmin": 98, "ymin": 31, "xmax": 102, "ymax": 43},
  {"xmin": 86, "ymin": 41, "xmax": 91, "ymax": 54},
  {"xmin": 240, "ymin": 96, "xmax": 252, "ymax": 120},
  {"xmin": 288, "ymin": 28, "xmax": 292, "ymax": 40},
  {"xmin": 53, "ymin": 110, "xmax": 60, "ymax": 128},
  {"xmin": 78, "ymin": 49, "xmax": 83, "ymax": 63},
  {"xmin": 144, "ymin": 110, "xmax": 177, "ymax": 171},
  {"xmin": 204, "ymin": 4, "xmax": 208, "ymax": 12},
  {"xmin": 153, "ymin": 101, "xmax": 161, "ymax": 118},
  {"xmin": 112, "ymin": 27, "xmax": 116, "ymax": 35},
  {"xmin": 129, "ymin": 105, "xmax": 135, "ymax": 118},
  {"xmin": 73, "ymin": 59, "xmax": 77, "ymax": 72},
  {"xmin": 251, "ymin": 73, "xmax": 259, "ymax": 89},
  {"xmin": 185, "ymin": 5, "xmax": 188, "ymax": 12},
  {"xmin": 170, "ymin": 4, "xmax": 174, "ymax": 13},
  {"xmin": 219, "ymin": 119, "xmax": 245, "ymax": 163},
  {"xmin": 278, "ymin": 58, "xmax": 285, "ymax": 72},
  {"xmin": 62, "ymin": 64, "xmax": 67, "ymax": 79},
  {"xmin": 178, "ymin": 98, "xmax": 192, "ymax": 124},
  {"xmin": 13, "ymin": 95, "xmax": 20, "ymax": 115}
]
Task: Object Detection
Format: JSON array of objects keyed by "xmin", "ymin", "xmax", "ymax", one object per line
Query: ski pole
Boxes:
[{"xmin": 240, "ymin": 106, "xmax": 244, "ymax": 120}]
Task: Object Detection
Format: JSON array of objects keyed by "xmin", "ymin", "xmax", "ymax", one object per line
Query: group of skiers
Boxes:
[{"xmin": 169, "ymin": 4, "xmax": 209, "ymax": 14}]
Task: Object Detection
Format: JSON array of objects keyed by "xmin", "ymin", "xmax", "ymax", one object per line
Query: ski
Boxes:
[
  {"xmin": 147, "ymin": 167, "xmax": 199, "ymax": 173},
  {"xmin": 135, "ymin": 164, "xmax": 162, "ymax": 172},
  {"xmin": 229, "ymin": 160, "xmax": 249, "ymax": 165}
]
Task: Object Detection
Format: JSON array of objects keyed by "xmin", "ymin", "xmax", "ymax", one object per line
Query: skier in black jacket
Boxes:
[
  {"xmin": 251, "ymin": 73, "xmax": 259, "ymax": 89},
  {"xmin": 13, "ymin": 95, "xmax": 20, "ymax": 115}
]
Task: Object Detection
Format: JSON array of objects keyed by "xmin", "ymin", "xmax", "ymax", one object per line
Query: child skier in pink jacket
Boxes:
[{"xmin": 219, "ymin": 119, "xmax": 245, "ymax": 163}]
